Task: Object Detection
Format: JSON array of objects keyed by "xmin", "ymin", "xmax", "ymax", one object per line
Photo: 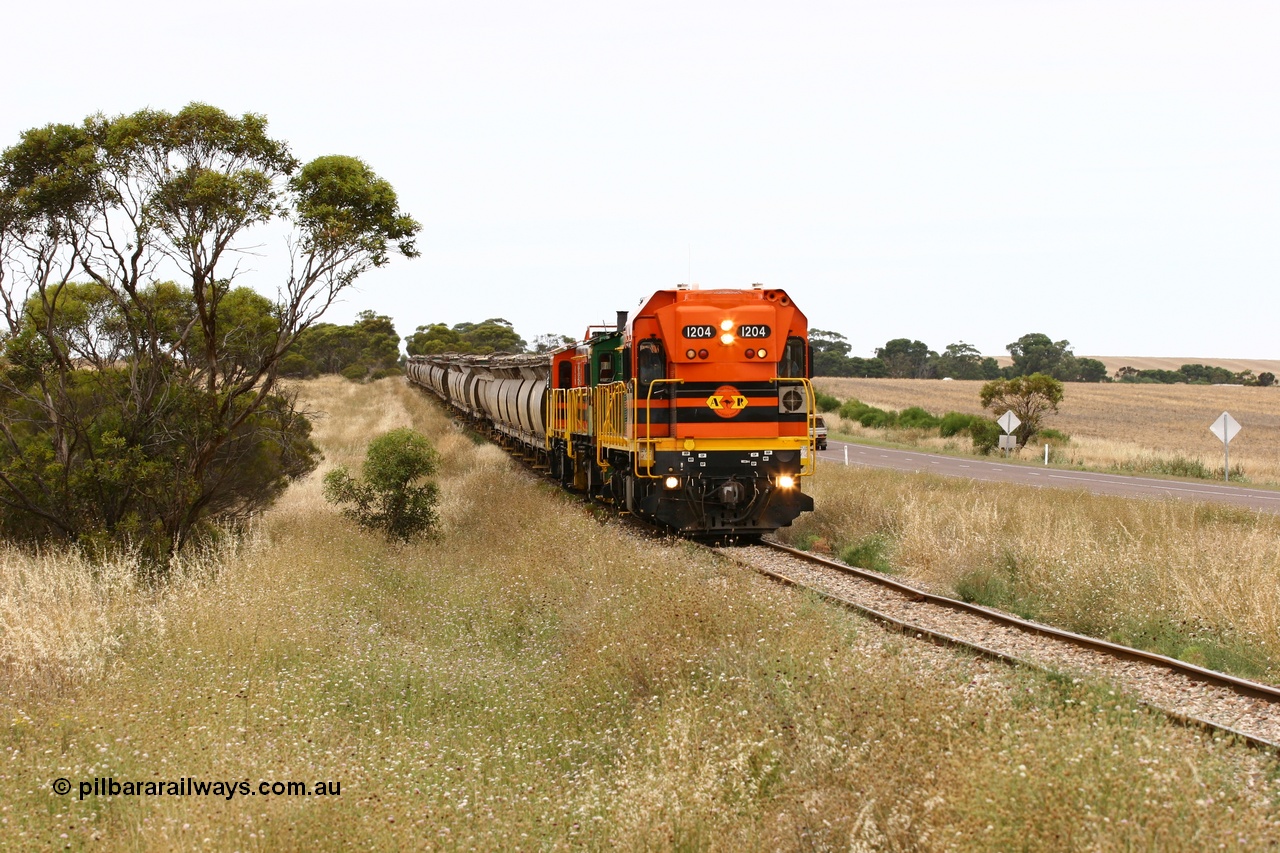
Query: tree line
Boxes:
[
  {"xmin": 277, "ymin": 316, "xmax": 573, "ymax": 381},
  {"xmin": 812, "ymin": 331, "xmax": 1109, "ymax": 381},
  {"xmin": 1114, "ymin": 364, "xmax": 1274, "ymax": 387},
  {"xmin": 813, "ymin": 330, "xmax": 1272, "ymax": 385}
]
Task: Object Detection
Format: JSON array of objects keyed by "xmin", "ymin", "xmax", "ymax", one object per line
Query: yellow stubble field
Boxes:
[{"xmin": 815, "ymin": 378, "xmax": 1280, "ymax": 485}]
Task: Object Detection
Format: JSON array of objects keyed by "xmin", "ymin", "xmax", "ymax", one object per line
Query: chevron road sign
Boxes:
[{"xmin": 1209, "ymin": 411, "xmax": 1241, "ymax": 482}]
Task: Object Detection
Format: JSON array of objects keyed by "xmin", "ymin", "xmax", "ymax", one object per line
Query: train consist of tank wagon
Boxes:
[{"xmin": 405, "ymin": 284, "xmax": 818, "ymax": 538}]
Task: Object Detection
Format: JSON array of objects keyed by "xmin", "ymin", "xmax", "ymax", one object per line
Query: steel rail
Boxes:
[{"xmin": 722, "ymin": 540, "xmax": 1280, "ymax": 753}]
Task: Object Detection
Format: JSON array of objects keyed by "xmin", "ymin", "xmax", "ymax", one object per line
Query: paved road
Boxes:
[{"xmin": 817, "ymin": 439, "xmax": 1280, "ymax": 513}]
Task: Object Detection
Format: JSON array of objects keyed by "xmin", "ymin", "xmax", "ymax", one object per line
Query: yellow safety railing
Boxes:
[
  {"xmin": 594, "ymin": 382, "xmax": 630, "ymax": 468},
  {"xmin": 633, "ymin": 378, "xmax": 685, "ymax": 478},
  {"xmin": 545, "ymin": 388, "xmax": 565, "ymax": 443},
  {"xmin": 545, "ymin": 386, "xmax": 593, "ymax": 450},
  {"xmin": 772, "ymin": 377, "xmax": 817, "ymax": 477},
  {"xmin": 565, "ymin": 387, "xmax": 591, "ymax": 439}
]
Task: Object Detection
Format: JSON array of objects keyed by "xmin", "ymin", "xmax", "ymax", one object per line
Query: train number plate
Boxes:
[
  {"xmin": 682, "ymin": 324, "xmax": 716, "ymax": 339},
  {"xmin": 737, "ymin": 324, "xmax": 771, "ymax": 338}
]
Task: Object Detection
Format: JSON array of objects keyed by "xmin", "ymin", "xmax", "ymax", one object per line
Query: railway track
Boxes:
[{"xmin": 718, "ymin": 540, "xmax": 1280, "ymax": 753}]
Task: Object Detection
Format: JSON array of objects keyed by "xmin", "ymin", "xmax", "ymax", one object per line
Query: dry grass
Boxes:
[
  {"xmin": 0, "ymin": 531, "xmax": 258, "ymax": 696},
  {"xmin": 817, "ymin": 377, "xmax": 1280, "ymax": 484},
  {"xmin": 2, "ymin": 375, "xmax": 1279, "ymax": 848},
  {"xmin": 780, "ymin": 462, "xmax": 1280, "ymax": 677}
]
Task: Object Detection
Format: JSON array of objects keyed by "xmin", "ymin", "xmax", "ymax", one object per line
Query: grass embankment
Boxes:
[
  {"xmin": 2, "ymin": 376, "xmax": 1279, "ymax": 848},
  {"xmin": 781, "ymin": 462, "xmax": 1280, "ymax": 681},
  {"xmin": 817, "ymin": 377, "xmax": 1280, "ymax": 485}
]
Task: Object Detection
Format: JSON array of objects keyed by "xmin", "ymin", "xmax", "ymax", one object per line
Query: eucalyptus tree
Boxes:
[
  {"xmin": 0, "ymin": 103, "xmax": 419, "ymax": 561},
  {"xmin": 979, "ymin": 373, "xmax": 1065, "ymax": 447},
  {"xmin": 875, "ymin": 338, "xmax": 936, "ymax": 379}
]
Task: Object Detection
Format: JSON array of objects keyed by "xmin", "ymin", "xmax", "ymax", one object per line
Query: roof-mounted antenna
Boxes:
[{"xmin": 751, "ymin": 282, "xmax": 765, "ymax": 289}]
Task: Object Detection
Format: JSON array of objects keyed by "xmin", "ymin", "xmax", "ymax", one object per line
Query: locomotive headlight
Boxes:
[
  {"xmin": 664, "ymin": 475, "xmax": 681, "ymax": 490},
  {"xmin": 720, "ymin": 319, "xmax": 734, "ymax": 331},
  {"xmin": 757, "ymin": 348, "xmax": 767, "ymax": 359},
  {"xmin": 777, "ymin": 475, "xmax": 795, "ymax": 489},
  {"xmin": 720, "ymin": 333, "xmax": 735, "ymax": 346}
]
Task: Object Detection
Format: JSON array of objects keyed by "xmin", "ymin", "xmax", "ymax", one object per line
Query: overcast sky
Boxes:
[{"xmin": 4, "ymin": 1, "xmax": 1276, "ymax": 358}]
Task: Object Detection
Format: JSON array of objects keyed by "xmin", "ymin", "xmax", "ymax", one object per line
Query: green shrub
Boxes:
[
  {"xmin": 858, "ymin": 407, "xmax": 896, "ymax": 428},
  {"xmin": 938, "ymin": 411, "xmax": 981, "ymax": 438},
  {"xmin": 323, "ymin": 428, "xmax": 440, "ymax": 541},
  {"xmin": 954, "ymin": 554, "xmax": 1041, "ymax": 619},
  {"xmin": 837, "ymin": 399, "xmax": 872, "ymax": 421},
  {"xmin": 276, "ymin": 351, "xmax": 317, "ymax": 379},
  {"xmin": 968, "ymin": 419, "xmax": 1001, "ymax": 454},
  {"xmin": 1037, "ymin": 428, "xmax": 1071, "ymax": 445},
  {"xmin": 340, "ymin": 363, "xmax": 368, "ymax": 381},
  {"xmin": 955, "ymin": 566, "xmax": 1015, "ymax": 609},
  {"xmin": 814, "ymin": 391, "xmax": 841, "ymax": 413},
  {"xmin": 790, "ymin": 531, "xmax": 820, "ymax": 551},
  {"xmin": 839, "ymin": 535, "xmax": 893, "ymax": 573},
  {"xmin": 897, "ymin": 406, "xmax": 940, "ymax": 429},
  {"xmin": 837, "ymin": 399, "xmax": 895, "ymax": 428}
]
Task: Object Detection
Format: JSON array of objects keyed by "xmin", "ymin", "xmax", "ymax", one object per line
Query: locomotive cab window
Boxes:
[
  {"xmin": 637, "ymin": 339, "xmax": 666, "ymax": 387},
  {"xmin": 557, "ymin": 360, "xmax": 571, "ymax": 389},
  {"xmin": 598, "ymin": 354, "xmax": 614, "ymax": 384},
  {"xmin": 779, "ymin": 336, "xmax": 806, "ymax": 378}
]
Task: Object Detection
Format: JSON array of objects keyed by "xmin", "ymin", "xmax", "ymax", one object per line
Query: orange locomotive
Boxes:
[{"xmin": 408, "ymin": 284, "xmax": 817, "ymax": 539}]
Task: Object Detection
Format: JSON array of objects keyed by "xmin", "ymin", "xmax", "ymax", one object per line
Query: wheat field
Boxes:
[{"xmin": 817, "ymin": 377, "xmax": 1280, "ymax": 484}]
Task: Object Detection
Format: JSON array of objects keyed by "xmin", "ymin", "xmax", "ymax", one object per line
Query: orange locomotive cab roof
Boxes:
[{"xmin": 628, "ymin": 287, "xmax": 807, "ymax": 375}]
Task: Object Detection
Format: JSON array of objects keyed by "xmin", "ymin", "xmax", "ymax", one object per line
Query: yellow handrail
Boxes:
[
  {"xmin": 771, "ymin": 377, "xmax": 817, "ymax": 477},
  {"xmin": 633, "ymin": 378, "xmax": 685, "ymax": 478},
  {"xmin": 566, "ymin": 386, "xmax": 591, "ymax": 437},
  {"xmin": 594, "ymin": 382, "xmax": 630, "ymax": 468},
  {"xmin": 545, "ymin": 386, "xmax": 593, "ymax": 457},
  {"xmin": 545, "ymin": 387, "xmax": 566, "ymax": 443}
]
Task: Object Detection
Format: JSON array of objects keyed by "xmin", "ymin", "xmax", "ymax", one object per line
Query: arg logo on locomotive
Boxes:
[{"xmin": 707, "ymin": 385, "xmax": 748, "ymax": 418}]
